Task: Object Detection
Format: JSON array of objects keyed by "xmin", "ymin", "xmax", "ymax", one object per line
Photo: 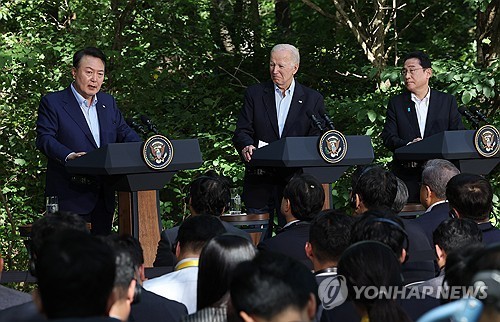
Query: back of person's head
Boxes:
[
  {"xmin": 404, "ymin": 50, "xmax": 431, "ymax": 68},
  {"xmin": 446, "ymin": 173, "xmax": 493, "ymax": 221},
  {"xmin": 30, "ymin": 211, "xmax": 89, "ymax": 260},
  {"xmin": 421, "ymin": 159, "xmax": 460, "ymax": 199},
  {"xmin": 102, "ymin": 234, "xmax": 139, "ymax": 296},
  {"xmin": 433, "ymin": 218, "xmax": 482, "ymax": 254},
  {"xmin": 351, "ymin": 165, "xmax": 397, "ymax": 211},
  {"xmin": 230, "ymin": 251, "xmax": 317, "ymax": 322},
  {"xmin": 197, "ymin": 235, "xmax": 257, "ymax": 310},
  {"xmin": 444, "ymin": 244, "xmax": 485, "ymax": 297},
  {"xmin": 338, "ymin": 241, "xmax": 411, "ymax": 322},
  {"xmin": 177, "ymin": 215, "xmax": 226, "ymax": 254},
  {"xmin": 73, "ymin": 47, "xmax": 107, "ymax": 67},
  {"xmin": 308, "ymin": 209, "xmax": 355, "ymax": 264},
  {"xmin": 350, "ymin": 208, "xmax": 408, "ymax": 261},
  {"xmin": 35, "ymin": 230, "xmax": 115, "ymax": 319},
  {"xmin": 188, "ymin": 171, "xmax": 231, "ymax": 216},
  {"xmin": 282, "ymin": 174, "xmax": 324, "ymax": 221},
  {"xmin": 392, "ymin": 177, "xmax": 408, "ymax": 213}
]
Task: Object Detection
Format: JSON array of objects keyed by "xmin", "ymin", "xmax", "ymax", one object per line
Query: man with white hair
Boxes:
[{"xmin": 233, "ymin": 44, "xmax": 326, "ymax": 234}]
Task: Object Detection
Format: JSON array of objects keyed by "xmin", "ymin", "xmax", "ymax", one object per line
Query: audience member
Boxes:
[
  {"xmin": 154, "ymin": 171, "xmax": 250, "ymax": 267},
  {"xmin": 258, "ymin": 174, "xmax": 324, "ymax": 270},
  {"xmin": 144, "ymin": 215, "xmax": 225, "ymax": 313},
  {"xmin": 413, "ymin": 159, "xmax": 460, "ymax": 243},
  {"xmin": 34, "ymin": 230, "xmax": 118, "ymax": 320},
  {"xmin": 183, "ymin": 235, "xmax": 257, "ymax": 322},
  {"xmin": 230, "ymin": 251, "xmax": 318, "ymax": 322},
  {"xmin": 349, "ymin": 165, "xmax": 435, "ymax": 282},
  {"xmin": 105, "ymin": 234, "xmax": 188, "ymax": 322},
  {"xmin": 411, "ymin": 218, "xmax": 482, "ymax": 298},
  {"xmin": 338, "ymin": 241, "xmax": 412, "ymax": 322},
  {"xmin": 446, "ymin": 173, "xmax": 500, "ymax": 244},
  {"xmin": 0, "ymin": 211, "xmax": 89, "ymax": 322}
]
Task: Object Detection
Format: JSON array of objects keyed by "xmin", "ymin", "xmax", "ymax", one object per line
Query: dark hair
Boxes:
[
  {"xmin": 73, "ymin": 47, "xmax": 107, "ymax": 68},
  {"xmin": 30, "ymin": 211, "xmax": 89, "ymax": 258},
  {"xmin": 101, "ymin": 234, "xmax": 138, "ymax": 296},
  {"xmin": 350, "ymin": 209, "xmax": 408, "ymax": 260},
  {"xmin": 36, "ymin": 230, "xmax": 115, "ymax": 319},
  {"xmin": 446, "ymin": 173, "xmax": 493, "ymax": 221},
  {"xmin": 309, "ymin": 209, "xmax": 355, "ymax": 263},
  {"xmin": 176, "ymin": 215, "xmax": 226, "ymax": 254},
  {"xmin": 230, "ymin": 251, "xmax": 317, "ymax": 320},
  {"xmin": 105, "ymin": 234, "xmax": 144, "ymax": 267},
  {"xmin": 421, "ymin": 159, "xmax": 460, "ymax": 199},
  {"xmin": 392, "ymin": 177, "xmax": 408, "ymax": 213},
  {"xmin": 432, "ymin": 218, "xmax": 482, "ymax": 254},
  {"xmin": 444, "ymin": 244, "xmax": 485, "ymax": 299},
  {"xmin": 189, "ymin": 172, "xmax": 231, "ymax": 216},
  {"xmin": 282, "ymin": 174, "xmax": 324, "ymax": 221},
  {"xmin": 352, "ymin": 166, "xmax": 397, "ymax": 210},
  {"xmin": 197, "ymin": 235, "xmax": 256, "ymax": 310},
  {"xmin": 338, "ymin": 241, "xmax": 411, "ymax": 322},
  {"xmin": 403, "ymin": 51, "xmax": 431, "ymax": 69}
]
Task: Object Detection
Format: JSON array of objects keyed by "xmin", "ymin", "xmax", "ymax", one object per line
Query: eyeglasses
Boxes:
[{"xmin": 400, "ymin": 67, "xmax": 426, "ymax": 76}]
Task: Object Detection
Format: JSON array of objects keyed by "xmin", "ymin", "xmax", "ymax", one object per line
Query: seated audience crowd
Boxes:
[{"xmin": 1, "ymin": 161, "xmax": 499, "ymax": 322}]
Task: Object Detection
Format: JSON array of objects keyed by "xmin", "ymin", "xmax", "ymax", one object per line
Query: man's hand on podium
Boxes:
[{"xmin": 242, "ymin": 145, "xmax": 256, "ymax": 162}]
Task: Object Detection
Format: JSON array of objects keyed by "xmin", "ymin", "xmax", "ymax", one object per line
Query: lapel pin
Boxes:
[
  {"xmin": 299, "ymin": 100, "xmax": 303, "ymax": 104},
  {"xmin": 103, "ymin": 104, "xmax": 106, "ymax": 109},
  {"xmin": 407, "ymin": 107, "xmax": 410, "ymax": 113}
]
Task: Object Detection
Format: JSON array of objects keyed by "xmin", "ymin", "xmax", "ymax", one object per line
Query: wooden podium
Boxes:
[{"xmin": 66, "ymin": 139, "xmax": 203, "ymax": 266}]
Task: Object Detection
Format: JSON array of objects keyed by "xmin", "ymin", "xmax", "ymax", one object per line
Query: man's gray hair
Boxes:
[
  {"xmin": 271, "ymin": 44, "xmax": 300, "ymax": 65},
  {"xmin": 392, "ymin": 177, "xmax": 409, "ymax": 213},
  {"xmin": 421, "ymin": 159, "xmax": 460, "ymax": 199}
]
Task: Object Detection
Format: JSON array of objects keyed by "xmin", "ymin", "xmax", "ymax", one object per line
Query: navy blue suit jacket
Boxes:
[
  {"xmin": 381, "ymin": 89, "xmax": 464, "ymax": 152},
  {"xmin": 36, "ymin": 86, "xmax": 141, "ymax": 214},
  {"xmin": 232, "ymin": 80, "xmax": 325, "ymax": 152},
  {"xmin": 413, "ymin": 202, "xmax": 451, "ymax": 245}
]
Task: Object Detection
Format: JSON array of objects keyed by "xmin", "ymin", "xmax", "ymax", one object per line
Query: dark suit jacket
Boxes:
[
  {"xmin": 479, "ymin": 222, "xmax": 500, "ymax": 245},
  {"xmin": 232, "ymin": 80, "xmax": 325, "ymax": 153},
  {"xmin": 402, "ymin": 219, "xmax": 437, "ymax": 283},
  {"xmin": 257, "ymin": 221, "xmax": 312, "ymax": 270},
  {"xmin": 413, "ymin": 202, "xmax": 451, "ymax": 245},
  {"xmin": 381, "ymin": 89, "xmax": 464, "ymax": 152},
  {"xmin": 36, "ymin": 86, "xmax": 141, "ymax": 214},
  {"xmin": 130, "ymin": 287, "xmax": 188, "ymax": 322}
]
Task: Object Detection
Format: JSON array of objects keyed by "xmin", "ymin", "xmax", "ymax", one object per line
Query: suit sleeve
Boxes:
[
  {"xmin": 35, "ymin": 95, "xmax": 74, "ymax": 164},
  {"xmin": 381, "ymin": 99, "xmax": 410, "ymax": 151},
  {"xmin": 232, "ymin": 88, "xmax": 256, "ymax": 152}
]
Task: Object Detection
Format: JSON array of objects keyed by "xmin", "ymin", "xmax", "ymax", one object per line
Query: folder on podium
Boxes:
[
  {"xmin": 394, "ymin": 130, "xmax": 499, "ymax": 175},
  {"xmin": 66, "ymin": 139, "xmax": 202, "ymax": 266}
]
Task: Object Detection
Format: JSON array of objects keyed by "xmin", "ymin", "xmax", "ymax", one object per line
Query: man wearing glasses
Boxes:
[{"xmin": 381, "ymin": 51, "xmax": 464, "ymax": 203}]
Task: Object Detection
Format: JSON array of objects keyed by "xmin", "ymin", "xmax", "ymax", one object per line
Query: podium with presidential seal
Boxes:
[
  {"xmin": 66, "ymin": 136, "xmax": 202, "ymax": 266},
  {"xmin": 249, "ymin": 132, "xmax": 374, "ymax": 208}
]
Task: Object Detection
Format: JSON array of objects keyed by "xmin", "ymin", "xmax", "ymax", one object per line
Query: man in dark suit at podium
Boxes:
[
  {"xmin": 36, "ymin": 47, "xmax": 141, "ymax": 235},
  {"xmin": 381, "ymin": 51, "xmax": 464, "ymax": 202},
  {"xmin": 232, "ymin": 44, "xmax": 326, "ymax": 233}
]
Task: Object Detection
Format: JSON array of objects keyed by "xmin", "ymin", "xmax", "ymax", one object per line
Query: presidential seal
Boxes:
[
  {"xmin": 474, "ymin": 125, "xmax": 499, "ymax": 158},
  {"xmin": 319, "ymin": 130, "xmax": 348, "ymax": 163},
  {"xmin": 142, "ymin": 134, "xmax": 174, "ymax": 170}
]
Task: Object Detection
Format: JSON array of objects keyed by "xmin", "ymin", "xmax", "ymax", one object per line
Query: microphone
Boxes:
[
  {"xmin": 140, "ymin": 115, "xmax": 159, "ymax": 135},
  {"xmin": 319, "ymin": 111, "xmax": 335, "ymax": 130},
  {"xmin": 306, "ymin": 110, "xmax": 325, "ymax": 132},
  {"xmin": 469, "ymin": 106, "xmax": 489, "ymax": 123},
  {"xmin": 458, "ymin": 106, "xmax": 480, "ymax": 128},
  {"xmin": 126, "ymin": 117, "xmax": 147, "ymax": 136}
]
